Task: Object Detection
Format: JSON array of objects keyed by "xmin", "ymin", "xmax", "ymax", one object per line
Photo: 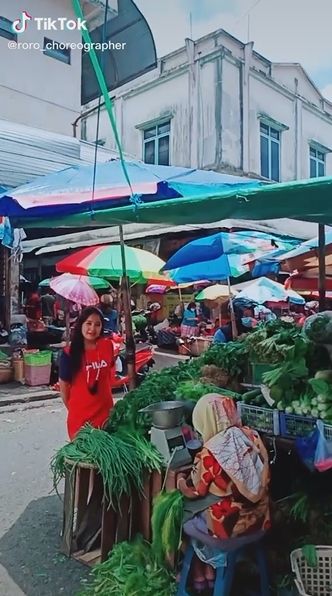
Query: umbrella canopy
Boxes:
[
  {"xmin": 235, "ymin": 277, "xmax": 304, "ymax": 305},
  {"xmin": 39, "ymin": 274, "xmax": 110, "ymax": 290},
  {"xmin": 163, "ymin": 230, "xmax": 296, "ymax": 271},
  {"xmin": 196, "ymin": 284, "xmax": 238, "ymax": 302},
  {"xmin": 56, "ymin": 245, "xmax": 165, "ymax": 283},
  {"xmin": 0, "ymin": 160, "xmax": 263, "ymax": 222},
  {"xmin": 50, "ymin": 274, "xmax": 99, "ymax": 306},
  {"xmin": 8, "ymin": 175, "xmax": 332, "ymax": 229},
  {"xmin": 166, "ymin": 254, "xmax": 252, "ymax": 283}
]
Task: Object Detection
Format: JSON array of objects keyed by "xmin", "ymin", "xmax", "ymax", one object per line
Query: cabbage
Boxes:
[{"xmin": 303, "ymin": 312, "xmax": 332, "ymax": 344}]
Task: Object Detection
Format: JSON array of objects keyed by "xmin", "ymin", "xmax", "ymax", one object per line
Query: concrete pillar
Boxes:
[
  {"xmin": 294, "ymin": 79, "xmax": 302, "ymax": 180},
  {"xmin": 185, "ymin": 38, "xmax": 199, "ymax": 168},
  {"xmin": 242, "ymin": 42, "xmax": 254, "ymax": 174}
]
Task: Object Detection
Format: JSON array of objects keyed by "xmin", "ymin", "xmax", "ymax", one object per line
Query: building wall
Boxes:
[
  {"xmin": 82, "ymin": 29, "xmax": 332, "ymax": 182},
  {"xmin": 0, "ymin": 0, "xmax": 81, "ymax": 134}
]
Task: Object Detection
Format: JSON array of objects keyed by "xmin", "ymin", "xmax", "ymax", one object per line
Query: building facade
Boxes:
[
  {"xmin": 0, "ymin": 0, "xmax": 117, "ymax": 135},
  {"xmin": 82, "ymin": 29, "xmax": 332, "ymax": 182}
]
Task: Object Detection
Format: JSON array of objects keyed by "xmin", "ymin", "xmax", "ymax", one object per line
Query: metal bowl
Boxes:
[{"xmin": 139, "ymin": 401, "xmax": 185, "ymax": 429}]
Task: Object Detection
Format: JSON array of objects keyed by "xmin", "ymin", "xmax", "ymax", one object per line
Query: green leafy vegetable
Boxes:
[
  {"xmin": 51, "ymin": 425, "xmax": 163, "ymax": 506},
  {"xmin": 152, "ymin": 490, "xmax": 184, "ymax": 563},
  {"xmin": 77, "ymin": 536, "xmax": 176, "ymax": 596}
]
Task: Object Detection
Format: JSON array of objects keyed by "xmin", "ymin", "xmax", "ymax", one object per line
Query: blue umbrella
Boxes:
[
  {"xmin": 0, "ymin": 160, "xmax": 264, "ymax": 220},
  {"xmin": 169, "ymin": 254, "xmax": 248, "ymax": 283},
  {"xmin": 163, "ymin": 230, "xmax": 297, "ymax": 271}
]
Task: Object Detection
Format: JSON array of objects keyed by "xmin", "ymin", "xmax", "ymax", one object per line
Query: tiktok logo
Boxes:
[{"xmin": 12, "ymin": 11, "xmax": 32, "ymax": 34}]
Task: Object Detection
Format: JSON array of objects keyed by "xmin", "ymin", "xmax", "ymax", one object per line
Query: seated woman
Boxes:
[{"xmin": 177, "ymin": 394, "xmax": 270, "ymax": 592}]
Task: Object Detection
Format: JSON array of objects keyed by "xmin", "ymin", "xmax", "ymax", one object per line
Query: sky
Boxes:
[{"xmin": 135, "ymin": 0, "xmax": 332, "ymax": 101}]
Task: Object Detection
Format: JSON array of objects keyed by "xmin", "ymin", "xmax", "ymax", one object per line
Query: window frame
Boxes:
[
  {"xmin": 309, "ymin": 145, "xmax": 326, "ymax": 178},
  {"xmin": 142, "ymin": 120, "xmax": 171, "ymax": 165},
  {"xmin": 0, "ymin": 16, "xmax": 17, "ymax": 42},
  {"xmin": 260, "ymin": 121, "xmax": 281, "ymax": 182},
  {"xmin": 43, "ymin": 37, "xmax": 71, "ymax": 65}
]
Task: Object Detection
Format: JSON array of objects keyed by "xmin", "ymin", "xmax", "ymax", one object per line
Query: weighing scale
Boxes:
[{"xmin": 150, "ymin": 425, "xmax": 192, "ymax": 468}]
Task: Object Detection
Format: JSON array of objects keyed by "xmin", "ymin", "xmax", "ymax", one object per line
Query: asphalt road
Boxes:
[{"xmin": 0, "ymin": 351, "xmax": 182, "ymax": 596}]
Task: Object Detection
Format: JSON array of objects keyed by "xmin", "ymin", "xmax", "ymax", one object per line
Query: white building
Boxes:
[
  {"xmin": 0, "ymin": 0, "xmax": 117, "ymax": 135},
  {"xmin": 82, "ymin": 29, "xmax": 332, "ymax": 182}
]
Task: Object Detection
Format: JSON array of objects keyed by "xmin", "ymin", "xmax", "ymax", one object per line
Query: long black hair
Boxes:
[{"xmin": 69, "ymin": 306, "xmax": 105, "ymax": 378}]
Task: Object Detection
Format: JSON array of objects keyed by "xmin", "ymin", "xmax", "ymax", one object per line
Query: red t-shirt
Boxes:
[{"xmin": 59, "ymin": 337, "xmax": 114, "ymax": 440}]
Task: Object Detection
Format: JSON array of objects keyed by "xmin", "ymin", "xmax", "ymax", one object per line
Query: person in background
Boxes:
[
  {"xmin": 212, "ymin": 326, "xmax": 227, "ymax": 344},
  {"xmin": 181, "ymin": 302, "xmax": 199, "ymax": 337},
  {"xmin": 177, "ymin": 394, "xmax": 270, "ymax": 592},
  {"xmin": 24, "ymin": 287, "xmax": 42, "ymax": 320},
  {"xmin": 41, "ymin": 289, "xmax": 56, "ymax": 320},
  {"xmin": 254, "ymin": 304, "xmax": 277, "ymax": 323},
  {"xmin": 99, "ymin": 294, "xmax": 118, "ymax": 334},
  {"xmin": 59, "ymin": 306, "xmax": 115, "ymax": 440}
]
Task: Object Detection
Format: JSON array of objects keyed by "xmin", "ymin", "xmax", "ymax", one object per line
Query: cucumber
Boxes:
[{"xmin": 242, "ymin": 389, "xmax": 262, "ymax": 404}]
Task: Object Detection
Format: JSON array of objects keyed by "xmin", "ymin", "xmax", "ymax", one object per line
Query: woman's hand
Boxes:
[{"xmin": 177, "ymin": 476, "xmax": 198, "ymax": 499}]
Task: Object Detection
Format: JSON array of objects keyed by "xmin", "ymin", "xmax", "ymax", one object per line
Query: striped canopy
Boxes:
[{"xmin": 56, "ymin": 244, "xmax": 165, "ymax": 283}]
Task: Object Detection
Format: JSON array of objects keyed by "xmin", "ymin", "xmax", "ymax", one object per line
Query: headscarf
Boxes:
[
  {"xmin": 192, "ymin": 393, "xmax": 269, "ymax": 503},
  {"xmin": 192, "ymin": 393, "xmax": 240, "ymax": 443}
]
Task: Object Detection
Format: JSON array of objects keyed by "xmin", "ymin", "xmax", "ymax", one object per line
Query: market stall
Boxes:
[{"xmin": 49, "ymin": 315, "xmax": 332, "ymax": 594}]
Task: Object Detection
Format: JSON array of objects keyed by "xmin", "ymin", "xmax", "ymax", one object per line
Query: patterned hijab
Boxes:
[
  {"xmin": 192, "ymin": 393, "xmax": 240, "ymax": 443},
  {"xmin": 193, "ymin": 393, "xmax": 269, "ymax": 503}
]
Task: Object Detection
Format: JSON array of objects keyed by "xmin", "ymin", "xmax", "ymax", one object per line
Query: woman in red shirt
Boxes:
[{"xmin": 59, "ymin": 307, "xmax": 115, "ymax": 440}]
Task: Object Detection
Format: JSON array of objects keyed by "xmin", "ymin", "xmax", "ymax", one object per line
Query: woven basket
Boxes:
[
  {"xmin": 0, "ymin": 367, "xmax": 13, "ymax": 384},
  {"xmin": 290, "ymin": 546, "xmax": 332, "ymax": 595}
]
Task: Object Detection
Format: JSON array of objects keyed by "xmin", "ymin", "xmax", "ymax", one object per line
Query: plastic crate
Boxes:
[
  {"xmin": 237, "ymin": 402, "xmax": 280, "ymax": 435},
  {"xmin": 24, "ymin": 363, "xmax": 51, "ymax": 386},
  {"xmin": 251, "ymin": 362, "xmax": 275, "ymax": 384},
  {"xmin": 280, "ymin": 413, "xmax": 317, "ymax": 439},
  {"xmin": 324, "ymin": 423, "xmax": 332, "ymax": 441},
  {"xmin": 290, "ymin": 546, "xmax": 332, "ymax": 596},
  {"xmin": 24, "ymin": 350, "xmax": 52, "ymax": 367}
]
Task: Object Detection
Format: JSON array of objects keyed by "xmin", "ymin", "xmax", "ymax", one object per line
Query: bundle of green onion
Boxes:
[
  {"xmin": 152, "ymin": 490, "xmax": 184, "ymax": 563},
  {"xmin": 77, "ymin": 536, "xmax": 176, "ymax": 596},
  {"xmin": 51, "ymin": 425, "xmax": 163, "ymax": 506}
]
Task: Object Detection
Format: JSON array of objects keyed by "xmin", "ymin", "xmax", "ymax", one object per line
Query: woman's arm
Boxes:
[
  {"xmin": 59, "ymin": 380, "xmax": 71, "ymax": 409},
  {"xmin": 58, "ymin": 350, "xmax": 72, "ymax": 408}
]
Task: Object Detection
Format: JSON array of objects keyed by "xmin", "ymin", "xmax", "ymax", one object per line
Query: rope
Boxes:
[{"xmin": 72, "ymin": 0, "xmax": 141, "ymax": 209}]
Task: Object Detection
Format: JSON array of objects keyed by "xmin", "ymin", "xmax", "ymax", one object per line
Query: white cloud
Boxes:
[{"xmin": 136, "ymin": 0, "xmax": 332, "ymax": 90}]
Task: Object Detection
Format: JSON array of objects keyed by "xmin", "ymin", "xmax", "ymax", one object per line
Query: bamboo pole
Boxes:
[
  {"xmin": 318, "ymin": 224, "xmax": 326, "ymax": 312},
  {"xmin": 119, "ymin": 225, "xmax": 136, "ymax": 390},
  {"xmin": 227, "ymin": 277, "xmax": 238, "ymax": 338}
]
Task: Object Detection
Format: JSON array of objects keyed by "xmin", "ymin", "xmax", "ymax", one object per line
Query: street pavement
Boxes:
[{"xmin": 0, "ymin": 351, "xmax": 181, "ymax": 596}]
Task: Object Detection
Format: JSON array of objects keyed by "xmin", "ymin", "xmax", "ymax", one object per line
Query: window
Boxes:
[
  {"xmin": 310, "ymin": 146, "xmax": 325, "ymax": 178},
  {"xmin": 260, "ymin": 122, "xmax": 280, "ymax": 182},
  {"xmin": 143, "ymin": 121, "xmax": 170, "ymax": 165},
  {"xmin": 0, "ymin": 16, "xmax": 17, "ymax": 41},
  {"xmin": 43, "ymin": 37, "xmax": 71, "ymax": 64}
]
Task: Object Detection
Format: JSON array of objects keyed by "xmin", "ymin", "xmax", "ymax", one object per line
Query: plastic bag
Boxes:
[
  {"xmin": 295, "ymin": 427, "xmax": 320, "ymax": 472},
  {"xmin": 314, "ymin": 420, "xmax": 332, "ymax": 472}
]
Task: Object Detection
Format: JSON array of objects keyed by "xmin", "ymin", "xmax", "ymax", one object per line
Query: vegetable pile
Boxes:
[
  {"xmin": 77, "ymin": 536, "xmax": 176, "ymax": 596},
  {"xmin": 152, "ymin": 490, "xmax": 184, "ymax": 563},
  {"xmin": 51, "ymin": 425, "xmax": 163, "ymax": 506}
]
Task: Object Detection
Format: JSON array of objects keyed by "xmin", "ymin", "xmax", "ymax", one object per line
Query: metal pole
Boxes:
[
  {"xmin": 318, "ymin": 223, "xmax": 326, "ymax": 312},
  {"xmin": 227, "ymin": 277, "xmax": 238, "ymax": 338},
  {"xmin": 119, "ymin": 225, "xmax": 136, "ymax": 390}
]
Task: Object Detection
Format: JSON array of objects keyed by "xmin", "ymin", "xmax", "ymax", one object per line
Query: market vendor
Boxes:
[
  {"xmin": 58, "ymin": 306, "xmax": 115, "ymax": 440},
  {"xmin": 181, "ymin": 302, "xmax": 199, "ymax": 337},
  {"xmin": 177, "ymin": 394, "xmax": 270, "ymax": 591},
  {"xmin": 99, "ymin": 294, "xmax": 118, "ymax": 333}
]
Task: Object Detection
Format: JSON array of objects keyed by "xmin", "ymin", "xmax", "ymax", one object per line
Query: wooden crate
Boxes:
[{"xmin": 60, "ymin": 462, "xmax": 163, "ymax": 566}]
